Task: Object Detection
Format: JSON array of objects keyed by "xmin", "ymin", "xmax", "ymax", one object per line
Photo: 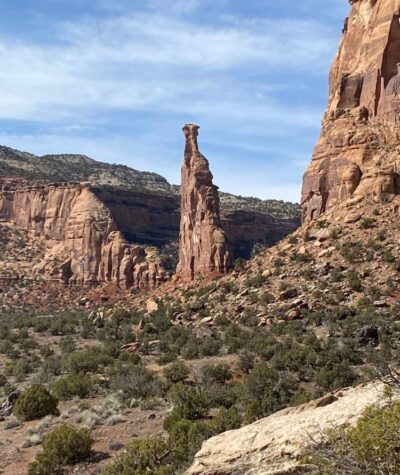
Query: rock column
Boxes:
[{"xmin": 177, "ymin": 124, "xmax": 232, "ymax": 280}]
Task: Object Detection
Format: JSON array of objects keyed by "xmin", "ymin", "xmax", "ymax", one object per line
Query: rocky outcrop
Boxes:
[
  {"xmin": 0, "ymin": 145, "xmax": 300, "ymax": 265},
  {"xmin": 187, "ymin": 382, "xmax": 388, "ymax": 475},
  {"xmin": 0, "ymin": 176, "xmax": 298, "ymax": 288},
  {"xmin": 177, "ymin": 125, "xmax": 232, "ymax": 280},
  {"xmin": 302, "ymin": 0, "xmax": 400, "ymax": 222},
  {"xmin": 0, "ymin": 179, "xmax": 167, "ymax": 288}
]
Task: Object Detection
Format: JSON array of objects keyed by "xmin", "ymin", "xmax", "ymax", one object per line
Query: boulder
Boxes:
[{"xmin": 186, "ymin": 383, "xmax": 389, "ymax": 475}]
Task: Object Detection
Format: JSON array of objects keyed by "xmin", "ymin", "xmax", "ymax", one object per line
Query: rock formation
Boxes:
[
  {"xmin": 302, "ymin": 0, "xmax": 400, "ymax": 222},
  {"xmin": 0, "ymin": 179, "xmax": 167, "ymax": 289},
  {"xmin": 0, "ymin": 146, "xmax": 300, "ymax": 271},
  {"xmin": 187, "ymin": 382, "xmax": 389, "ymax": 475},
  {"xmin": 177, "ymin": 125, "xmax": 232, "ymax": 280}
]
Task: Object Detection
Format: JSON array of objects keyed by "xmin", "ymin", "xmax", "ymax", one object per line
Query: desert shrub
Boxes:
[
  {"xmin": 52, "ymin": 372, "xmax": 94, "ymax": 400},
  {"xmin": 28, "ymin": 424, "xmax": 92, "ymax": 475},
  {"xmin": 347, "ymin": 271, "xmax": 362, "ymax": 292},
  {"xmin": 199, "ymin": 336, "xmax": 222, "ymax": 357},
  {"xmin": 310, "ymin": 402, "xmax": 400, "ymax": 474},
  {"xmin": 209, "ymin": 406, "xmax": 242, "ymax": 433},
  {"xmin": 163, "ymin": 361, "xmax": 190, "ymax": 384},
  {"xmin": 102, "ymin": 437, "xmax": 175, "ymax": 475},
  {"xmin": 160, "ymin": 326, "xmax": 192, "ymax": 355},
  {"xmin": 64, "ymin": 348, "xmax": 112, "ymax": 374},
  {"xmin": 166, "ymin": 407, "xmax": 241, "ymax": 468},
  {"xmin": 237, "ymin": 351, "xmax": 255, "ymax": 374},
  {"xmin": 110, "ymin": 363, "xmax": 163, "ymax": 401},
  {"xmin": 291, "ymin": 251, "xmax": 313, "ymax": 263},
  {"xmin": 180, "ymin": 339, "xmax": 200, "ymax": 359},
  {"xmin": 234, "ymin": 258, "xmax": 247, "ymax": 271},
  {"xmin": 241, "ymin": 364, "xmax": 293, "ymax": 421},
  {"xmin": 314, "ymin": 363, "xmax": 357, "ymax": 392},
  {"xmin": 157, "ymin": 352, "xmax": 178, "ymax": 365},
  {"xmin": 383, "ymin": 250, "xmax": 396, "ymax": 263},
  {"xmin": 59, "ymin": 336, "xmax": 76, "ymax": 354},
  {"xmin": 244, "ymin": 273, "xmax": 267, "ymax": 288},
  {"xmin": 39, "ymin": 355, "xmax": 62, "ymax": 377},
  {"xmin": 201, "ymin": 364, "xmax": 232, "ymax": 384},
  {"xmin": 167, "ymin": 383, "xmax": 208, "ymax": 421},
  {"xmin": 341, "ymin": 243, "xmax": 362, "ymax": 263},
  {"xmin": 14, "ymin": 385, "xmax": 59, "ymax": 421},
  {"xmin": 359, "ymin": 217, "xmax": 376, "ymax": 229},
  {"xmin": 0, "ymin": 373, "xmax": 7, "ymax": 387}
]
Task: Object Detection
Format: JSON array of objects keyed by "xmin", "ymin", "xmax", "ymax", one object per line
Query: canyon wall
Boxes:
[
  {"xmin": 0, "ymin": 177, "xmax": 297, "ymax": 287},
  {"xmin": 302, "ymin": 0, "xmax": 400, "ymax": 222},
  {"xmin": 177, "ymin": 124, "xmax": 232, "ymax": 280},
  {"xmin": 0, "ymin": 179, "xmax": 167, "ymax": 288}
]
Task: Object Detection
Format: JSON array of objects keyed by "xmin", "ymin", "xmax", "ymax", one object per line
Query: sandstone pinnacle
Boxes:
[{"xmin": 177, "ymin": 124, "xmax": 232, "ymax": 280}]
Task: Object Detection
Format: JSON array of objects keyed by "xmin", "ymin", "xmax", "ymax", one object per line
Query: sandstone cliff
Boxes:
[
  {"xmin": 302, "ymin": 0, "xmax": 400, "ymax": 222},
  {"xmin": 0, "ymin": 179, "xmax": 167, "ymax": 288},
  {"xmin": 187, "ymin": 383, "xmax": 388, "ymax": 475},
  {"xmin": 0, "ymin": 146, "xmax": 300, "ymax": 266},
  {"xmin": 177, "ymin": 124, "xmax": 232, "ymax": 280}
]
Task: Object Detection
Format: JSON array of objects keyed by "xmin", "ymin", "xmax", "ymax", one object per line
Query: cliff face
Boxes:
[
  {"xmin": 0, "ymin": 179, "xmax": 167, "ymax": 288},
  {"xmin": 0, "ymin": 177, "xmax": 298, "ymax": 287},
  {"xmin": 302, "ymin": 0, "xmax": 400, "ymax": 222},
  {"xmin": 176, "ymin": 125, "xmax": 232, "ymax": 280}
]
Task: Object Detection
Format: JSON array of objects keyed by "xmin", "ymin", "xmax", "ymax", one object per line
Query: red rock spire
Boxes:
[{"xmin": 177, "ymin": 124, "xmax": 232, "ymax": 280}]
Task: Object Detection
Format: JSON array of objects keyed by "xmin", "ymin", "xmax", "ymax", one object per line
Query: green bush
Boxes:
[
  {"xmin": 102, "ymin": 437, "xmax": 175, "ymax": 475},
  {"xmin": 14, "ymin": 385, "xmax": 59, "ymax": 421},
  {"xmin": 52, "ymin": 372, "xmax": 93, "ymax": 400},
  {"xmin": 201, "ymin": 364, "xmax": 232, "ymax": 384},
  {"xmin": 65, "ymin": 348, "xmax": 112, "ymax": 374},
  {"xmin": 163, "ymin": 361, "xmax": 190, "ymax": 384},
  {"xmin": 167, "ymin": 383, "xmax": 208, "ymax": 421},
  {"xmin": 157, "ymin": 352, "xmax": 178, "ymax": 365},
  {"xmin": 311, "ymin": 402, "xmax": 400, "ymax": 474},
  {"xmin": 241, "ymin": 364, "xmax": 292, "ymax": 421},
  {"xmin": 110, "ymin": 363, "xmax": 163, "ymax": 401},
  {"xmin": 28, "ymin": 424, "xmax": 92, "ymax": 475},
  {"xmin": 347, "ymin": 271, "xmax": 363, "ymax": 292}
]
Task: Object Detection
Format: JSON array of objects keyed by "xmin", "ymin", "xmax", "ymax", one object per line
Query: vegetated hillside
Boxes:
[
  {"xmin": 0, "ymin": 145, "xmax": 172, "ymax": 194},
  {"xmin": 0, "ymin": 145, "xmax": 300, "ymax": 219},
  {"xmin": 1, "ymin": 195, "xmax": 398, "ymax": 474}
]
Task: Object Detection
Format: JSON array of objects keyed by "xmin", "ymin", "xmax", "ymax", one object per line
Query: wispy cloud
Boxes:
[
  {"xmin": 0, "ymin": 9, "xmax": 336, "ymax": 121},
  {"xmin": 0, "ymin": 0, "xmax": 349, "ymax": 201}
]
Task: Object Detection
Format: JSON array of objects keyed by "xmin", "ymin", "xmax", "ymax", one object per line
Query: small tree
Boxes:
[
  {"xmin": 14, "ymin": 385, "xmax": 59, "ymax": 421},
  {"xmin": 28, "ymin": 424, "xmax": 92, "ymax": 474}
]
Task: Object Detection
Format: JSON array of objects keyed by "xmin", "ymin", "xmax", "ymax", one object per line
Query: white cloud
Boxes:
[
  {"xmin": 0, "ymin": 2, "xmax": 346, "ymax": 201},
  {"xmin": 0, "ymin": 10, "xmax": 336, "ymax": 123}
]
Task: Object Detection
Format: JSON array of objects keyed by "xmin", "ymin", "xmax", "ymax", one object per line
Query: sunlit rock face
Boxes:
[
  {"xmin": 0, "ymin": 179, "xmax": 167, "ymax": 289},
  {"xmin": 177, "ymin": 124, "xmax": 232, "ymax": 280},
  {"xmin": 302, "ymin": 0, "xmax": 400, "ymax": 222}
]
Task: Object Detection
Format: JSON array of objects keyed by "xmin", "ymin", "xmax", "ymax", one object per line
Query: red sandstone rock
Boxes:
[
  {"xmin": 0, "ymin": 179, "xmax": 167, "ymax": 289},
  {"xmin": 177, "ymin": 124, "xmax": 232, "ymax": 280},
  {"xmin": 302, "ymin": 0, "xmax": 400, "ymax": 222}
]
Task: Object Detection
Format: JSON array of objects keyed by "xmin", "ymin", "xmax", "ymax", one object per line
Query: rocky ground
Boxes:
[{"xmin": 0, "ymin": 398, "xmax": 166, "ymax": 475}]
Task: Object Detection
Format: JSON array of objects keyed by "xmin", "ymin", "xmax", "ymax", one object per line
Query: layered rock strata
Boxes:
[
  {"xmin": 177, "ymin": 125, "xmax": 232, "ymax": 280},
  {"xmin": 0, "ymin": 179, "xmax": 167, "ymax": 288},
  {"xmin": 302, "ymin": 0, "xmax": 400, "ymax": 222}
]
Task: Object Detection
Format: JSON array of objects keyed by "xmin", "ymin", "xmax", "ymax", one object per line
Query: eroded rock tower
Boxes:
[{"xmin": 177, "ymin": 124, "xmax": 232, "ymax": 280}]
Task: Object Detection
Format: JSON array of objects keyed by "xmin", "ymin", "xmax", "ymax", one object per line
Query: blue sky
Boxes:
[{"xmin": 0, "ymin": 0, "xmax": 349, "ymax": 202}]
